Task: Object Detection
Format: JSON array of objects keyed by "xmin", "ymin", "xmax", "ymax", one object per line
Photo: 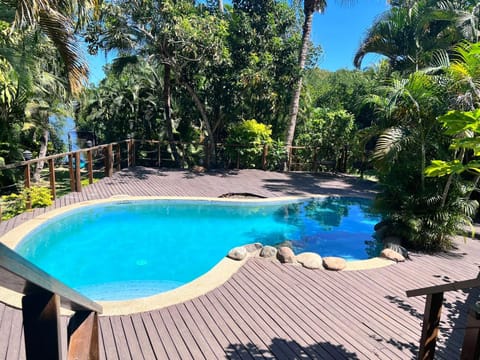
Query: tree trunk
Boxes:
[
  {"xmin": 33, "ymin": 128, "xmax": 49, "ymax": 182},
  {"xmin": 285, "ymin": 10, "xmax": 314, "ymax": 167},
  {"xmin": 218, "ymin": 0, "xmax": 224, "ymax": 13},
  {"xmin": 163, "ymin": 64, "xmax": 181, "ymax": 166},
  {"xmin": 180, "ymin": 78, "xmax": 217, "ymax": 167}
]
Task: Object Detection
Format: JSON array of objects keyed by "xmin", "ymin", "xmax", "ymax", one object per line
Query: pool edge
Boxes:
[{"xmin": 0, "ymin": 195, "xmax": 394, "ymax": 315}]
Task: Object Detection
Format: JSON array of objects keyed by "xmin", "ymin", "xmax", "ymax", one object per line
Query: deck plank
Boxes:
[{"xmin": 2, "ymin": 168, "xmax": 480, "ymax": 359}]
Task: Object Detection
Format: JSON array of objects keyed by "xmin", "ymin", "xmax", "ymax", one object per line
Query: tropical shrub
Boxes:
[
  {"xmin": 296, "ymin": 108, "xmax": 355, "ymax": 171},
  {"xmin": 225, "ymin": 119, "xmax": 273, "ymax": 168},
  {"xmin": 1, "ymin": 186, "xmax": 53, "ymax": 220}
]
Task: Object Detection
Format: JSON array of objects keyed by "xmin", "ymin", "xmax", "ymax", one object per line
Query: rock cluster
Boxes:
[{"xmin": 227, "ymin": 242, "xmax": 345, "ymax": 271}]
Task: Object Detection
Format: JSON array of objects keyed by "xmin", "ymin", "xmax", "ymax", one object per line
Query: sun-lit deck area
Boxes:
[{"xmin": 1, "ymin": 167, "xmax": 480, "ymax": 359}]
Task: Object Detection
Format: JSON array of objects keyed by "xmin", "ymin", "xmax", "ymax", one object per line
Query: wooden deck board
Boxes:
[{"xmin": 2, "ymin": 168, "xmax": 480, "ymax": 359}]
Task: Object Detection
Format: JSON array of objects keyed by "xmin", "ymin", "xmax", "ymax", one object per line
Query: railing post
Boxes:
[
  {"xmin": 158, "ymin": 142, "xmax": 162, "ymax": 168},
  {"xmin": 461, "ymin": 302, "xmax": 480, "ymax": 360},
  {"xmin": 68, "ymin": 154, "xmax": 75, "ymax": 192},
  {"xmin": 116, "ymin": 144, "xmax": 121, "ymax": 171},
  {"xmin": 262, "ymin": 143, "xmax": 268, "ymax": 170},
  {"xmin": 104, "ymin": 144, "xmax": 113, "ymax": 177},
  {"xmin": 236, "ymin": 147, "xmax": 240, "ymax": 169},
  {"xmin": 22, "ymin": 292, "xmax": 62, "ymax": 360},
  {"xmin": 418, "ymin": 292, "xmax": 444, "ymax": 360},
  {"xmin": 48, "ymin": 158, "xmax": 56, "ymax": 200},
  {"xmin": 24, "ymin": 162, "xmax": 32, "ymax": 209},
  {"xmin": 312, "ymin": 147, "xmax": 318, "ymax": 172},
  {"xmin": 128, "ymin": 139, "xmax": 136, "ymax": 167},
  {"xmin": 68, "ymin": 311, "xmax": 100, "ymax": 360},
  {"xmin": 75, "ymin": 152, "xmax": 82, "ymax": 192},
  {"xmin": 87, "ymin": 150, "xmax": 94, "ymax": 184}
]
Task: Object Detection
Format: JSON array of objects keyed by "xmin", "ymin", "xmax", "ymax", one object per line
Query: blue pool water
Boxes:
[{"xmin": 15, "ymin": 197, "xmax": 381, "ymax": 300}]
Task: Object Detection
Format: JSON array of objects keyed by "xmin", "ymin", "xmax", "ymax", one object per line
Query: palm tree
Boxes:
[
  {"xmin": 354, "ymin": 0, "xmax": 459, "ymax": 73},
  {"xmin": 4, "ymin": 0, "xmax": 100, "ymax": 94},
  {"xmin": 285, "ymin": 0, "xmax": 326, "ymax": 165}
]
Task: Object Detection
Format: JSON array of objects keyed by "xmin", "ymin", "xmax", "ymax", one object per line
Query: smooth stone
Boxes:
[
  {"xmin": 323, "ymin": 257, "xmax": 347, "ymax": 271},
  {"xmin": 277, "ymin": 246, "xmax": 295, "ymax": 263},
  {"xmin": 275, "ymin": 240, "xmax": 293, "ymax": 249},
  {"xmin": 260, "ymin": 245, "xmax": 277, "ymax": 258},
  {"xmin": 384, "ymin": 242, "xmax": 409, "ymax": 259},
  {"xmin": 227, "ymin": 246, "xmax": 247, "ymax": 261},
  {"xmin": 381, "ymin": 248, "xmax": 406, "ymax": 263},
  {"xmin": 296, "ymin": 252, "xmax": 323, "ymax": 269},
  {"xmin": 244, "ymin": 243, "xmax": 263, "ymax": 253},
  {"xmin": 191, "ymin": 165, "xmax": 206, "ymax": 173}
]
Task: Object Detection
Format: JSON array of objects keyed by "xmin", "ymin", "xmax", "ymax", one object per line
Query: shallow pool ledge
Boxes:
[{"xmin": 100, "ymin": 254, "xmax": 251, "ymax": 315}]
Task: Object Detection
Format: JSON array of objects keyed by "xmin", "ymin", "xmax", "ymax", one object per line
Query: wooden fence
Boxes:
[{"xmin": 0, "ymin": 139, "xmax": 345, "ymax": 218}]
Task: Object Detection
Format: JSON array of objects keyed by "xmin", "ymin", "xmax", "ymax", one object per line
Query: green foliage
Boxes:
[
  {"xmin": 1, "ymin": 186, "xmax": 53, "ymax": 220},
  {"xmin": 374, "ymin": 179, "xmax": 478, "ymax": 251},
  {"xmin": 296, "ymin": 108, "xmax": 355, "ymax": 170},
  {"xmin": 225, "ymin": 119, "xmax": 273, "ymax": 168}
]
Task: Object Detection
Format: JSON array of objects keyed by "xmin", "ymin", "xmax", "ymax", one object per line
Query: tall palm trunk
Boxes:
[{"xmin": 285, "ymin": 9, "xmax": 315, "ymax": 166}]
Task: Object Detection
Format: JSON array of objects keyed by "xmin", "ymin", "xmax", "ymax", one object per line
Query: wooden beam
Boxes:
[
  {"xmin": 116, "ymin": 144, "xmax": 121, "ymax": 171},
  {"xmin": 407, "ymin": 273, "xmax": 480, "ymax": 297},
  {"xmin": 75, "ymin": 152, "xmax": 82, "ymax": 192},
  {"xmin": 22, "ymin": 292, "xmax": 62, "ymax": 360},
  {"xmin": 0, "ymin": 243, "xmax": 102, "ymax": 313},
  {"xmin": 48, "ymin": 158, "xmax": 56, "ymax": 200},
  {"xmin": 418, "ymin": 292, "xmax": 444, "ymax": 360},
  {"xmin": 105, "ymin": 144, "xmax": 113, "ymax": 177},
  {"xmin": 68, "ymin": 154, "xmax": 75, "ymax": 192},
  {"xmin": 87, "ymin": 150, "xmax": 94, "ymax": 184},
  {"xmin": 67, "ymin": 311, "xmax": 100, "ymax": 360}
]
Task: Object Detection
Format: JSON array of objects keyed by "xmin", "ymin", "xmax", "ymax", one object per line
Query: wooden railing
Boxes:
[
  {"xmin": 0, "ymin": 242, "xmax": 102, "ymax": 359},
  {"xmin": 0, "ymin": 139, "xmax": 352, "ymax": 221},
  {"xmin": 406, "ymin": 273, "xmax": 480, "ymax": 360}
]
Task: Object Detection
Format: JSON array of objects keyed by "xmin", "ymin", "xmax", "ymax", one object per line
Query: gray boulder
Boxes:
[
  {"xmin": 227, "ymin": 246, "xmax": 247, "ymax": 261},
  {"xmin": 296, "ymin": 252, "xmax": 323, "ymax": 269}
]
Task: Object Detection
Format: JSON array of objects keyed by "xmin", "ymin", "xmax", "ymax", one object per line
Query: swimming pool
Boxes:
[{"xmin": 15, "ymin": 197, "xmax": 380, "ymax": 301}]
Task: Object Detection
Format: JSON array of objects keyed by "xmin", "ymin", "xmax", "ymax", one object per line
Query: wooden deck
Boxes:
[{"xmin": 1, "ymin": 167, "xmax": 480, "ymax": 359}]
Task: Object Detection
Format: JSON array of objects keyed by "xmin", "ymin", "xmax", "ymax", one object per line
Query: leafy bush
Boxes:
[
  {"xmin": 296, "ymin": 108, "xmax": 355, "ymax": 171},
  {"xmin": 1, "ymin": 186, "xmax": 53, "ymax": 220},
  {"xmin": 225, "ymin": 119, "xmax": 273, "ymax": 168}
]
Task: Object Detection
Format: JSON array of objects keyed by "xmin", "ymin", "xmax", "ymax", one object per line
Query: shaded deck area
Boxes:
[{"xmin": 1, "ymin": 167, "xmax": 480, "ymax": 359}]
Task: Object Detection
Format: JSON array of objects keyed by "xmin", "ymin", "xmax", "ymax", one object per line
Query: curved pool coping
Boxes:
[{"xmin": 0, "ymin": 195, "xmax": 394, "ymax": 315}]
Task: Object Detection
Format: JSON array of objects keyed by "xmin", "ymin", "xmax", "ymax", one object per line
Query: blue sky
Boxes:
[
  {"xmin": 86, "ymin": 0, "xmax": 390, "ymax": 83},
  {"xmin": 313, "ymin": 0, "xmax": 390, "ymax": 70}
]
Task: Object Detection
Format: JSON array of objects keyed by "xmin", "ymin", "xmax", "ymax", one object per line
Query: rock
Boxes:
[
  {"xmin": 322, "ymin": 257, "xmax": 347, "ymax": 271},
  {"xmin": 260, "ymin": 245, "xmax": 277, "ymax": 258},
  {"xmin": 384, "ymin": 242, "xmax": 409, "ymax": 259},
  {"xmin": 296, "ymin": 252, "xmax": 323, "ymax": 269},
  {"xmin": 227, "ymin": 246, "xmax": 247, "ymax": 261},
  {"xmin": 274, "ymin": 240, "xmax": 293, "ymax": 249},
  {"xmin": 244, "ymin": 243, "xmax": 263, "ymax": 253},
  {"xmin": 277, "ymin": 246, "xmax": 295, "ymax": 263},
  {"xmin": 380, "ymin": 248, "xmax": 406, "ymax": 263},
  {"xmin": 191, "ymin": 165, "xmax": 206, "ymax": 173}
]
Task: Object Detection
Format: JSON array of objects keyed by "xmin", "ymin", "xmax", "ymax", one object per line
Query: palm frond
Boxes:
[{"xmin": 38, "ymin": 8, "xmax": 88, "ymax": 94}]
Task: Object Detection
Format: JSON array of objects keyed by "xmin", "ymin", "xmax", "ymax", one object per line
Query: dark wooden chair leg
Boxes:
[{"xmin": 22, "ymin": 292, "xmax": 62, "ymax": 360}]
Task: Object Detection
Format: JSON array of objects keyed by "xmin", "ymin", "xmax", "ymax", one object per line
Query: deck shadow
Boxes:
[{"xmin": 225, "ymin": 338, "xmax": 360, "ymax": 359}]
